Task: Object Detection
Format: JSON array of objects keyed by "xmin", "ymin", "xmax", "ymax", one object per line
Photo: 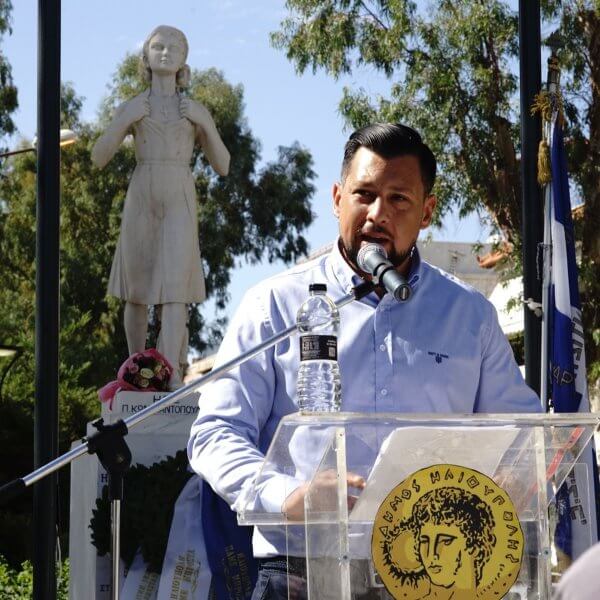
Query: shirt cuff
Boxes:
[{"xmin": 233, "ymin": 472, "xmax": 303, "ymax": 515}]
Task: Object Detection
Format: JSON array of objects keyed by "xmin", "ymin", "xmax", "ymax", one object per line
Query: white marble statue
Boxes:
[{"xmin": 92, "ymin": 25, "xmax": 230, "ymax": 389}]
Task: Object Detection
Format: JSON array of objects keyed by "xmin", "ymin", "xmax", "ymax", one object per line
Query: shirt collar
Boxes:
[
  {"xmin": 328, "ymin": 239, "xmax": 362, "ymax": 295},
  {"xmin": 407, "ymin": 246, "xmax": 423, "ymax": 292},
  {"xmin": 327, "ymin": 238, "xmax": 424, "ymax": 299}
]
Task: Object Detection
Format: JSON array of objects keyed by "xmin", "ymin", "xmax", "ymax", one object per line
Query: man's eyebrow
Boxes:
[
  {"xmin": 348, "ymin": 179, "xmax": 376, "ymax": 189},
  {"xmin": 384, "ymin": 185, "xmax": 419, "ymax": 196},
  {"xmin": 389, "ymin": 187, "xmax": 416, "ymax": 194}
]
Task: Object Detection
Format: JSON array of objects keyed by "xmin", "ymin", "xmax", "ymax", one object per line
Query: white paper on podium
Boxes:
[{"xmin": 350, "ymin": 426, "xmax": 520, "ymax": 522}]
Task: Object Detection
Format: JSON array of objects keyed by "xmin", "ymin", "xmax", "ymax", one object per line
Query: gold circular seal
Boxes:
[{"xmin": 371, "ymin": 464, "xmax": 524, "ymax": 599}]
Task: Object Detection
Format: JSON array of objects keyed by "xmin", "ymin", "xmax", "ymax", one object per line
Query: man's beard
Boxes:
[{"xmin": 342, "ymin": 236, "xmax": 417, "ymax": 273}]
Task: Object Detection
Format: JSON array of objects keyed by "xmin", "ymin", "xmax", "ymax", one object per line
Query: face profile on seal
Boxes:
[{"xmin": 372, "ymin": 464, "xmax": 524, "ymax": 600}]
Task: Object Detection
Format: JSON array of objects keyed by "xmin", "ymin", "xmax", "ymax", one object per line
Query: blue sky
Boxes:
[{"xmin": 3, "ymin": 0, "xmax": 490, "ymax": 334}]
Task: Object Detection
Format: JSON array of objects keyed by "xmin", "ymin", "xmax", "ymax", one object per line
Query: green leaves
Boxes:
[
  {"xmin": 90, "ymin": 450, "xmax": 192, "ymax": 573},
  {"xmin": 0, "ymin": 556, "xmax": 70, "ymax": 599},
  {"xmin": 272, "ymin": 0, "xmax": 600, "ymax": 375},
  {"xmin": 273, "ymin": 0, "xmax": 415, "ymax": 76},
  {"xmin": 0, "ymin": 0, "xmax": 17, "ymax": 145},
  {"xmin": 0, "ymin": 50, "xmax": 316, "ymax": 567},
  {"xmin": 1, "ymin": 58, "xmax": 316, "ymax": 366},
  {"xmin": 273, "ymin": 1, "xmax": 523, "ymax": 242}
]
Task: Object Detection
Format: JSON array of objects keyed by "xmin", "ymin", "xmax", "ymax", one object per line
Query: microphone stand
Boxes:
[{"xmin": 0, "ymin": 280, "xmax": 375, "ymax": 600}]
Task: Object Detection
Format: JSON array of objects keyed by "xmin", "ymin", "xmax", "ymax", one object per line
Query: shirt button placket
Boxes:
[{"xmin": 374, "ymin": 304, "xmax": 394, "ymax": 412}]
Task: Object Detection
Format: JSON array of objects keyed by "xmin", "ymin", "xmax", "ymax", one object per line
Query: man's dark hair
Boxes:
[{"xmin": 341, "ymin": 123, "xmax": 437, "ymax": 195}]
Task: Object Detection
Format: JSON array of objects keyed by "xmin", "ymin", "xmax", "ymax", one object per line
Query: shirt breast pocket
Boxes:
[{"xmin": 397, "ymin": 339, "xmax": 481, "ymax": 413}]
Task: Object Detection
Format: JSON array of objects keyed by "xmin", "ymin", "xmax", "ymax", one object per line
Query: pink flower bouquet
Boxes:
[{"xmin": 98, "ymin": 348, "xmax": 174, "ymax": 408}]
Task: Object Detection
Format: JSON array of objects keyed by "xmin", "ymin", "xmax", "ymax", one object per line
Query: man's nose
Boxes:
[{"xmin": 366, "ymin": 196, "xmax": 388, "ymax": 224}]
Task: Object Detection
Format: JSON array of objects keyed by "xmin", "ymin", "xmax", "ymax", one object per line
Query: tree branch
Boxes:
[{"xmin": 358, "ymin": 1, "xmax": 389, "ymax": 31}]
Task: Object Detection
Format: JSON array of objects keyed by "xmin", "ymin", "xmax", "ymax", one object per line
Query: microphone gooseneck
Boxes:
[{"xmin": 356, "ymin": 243, "xmax": 412, "ymax": 302}]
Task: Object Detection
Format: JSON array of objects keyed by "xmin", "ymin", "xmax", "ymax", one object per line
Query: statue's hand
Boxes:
[
  {"xmin": 179, "ymin": 98, "xmax": 211, "ymax": 127},
  {"xmin": 121, "ymin": 95, "xmax": 150, "ymax": 125}
]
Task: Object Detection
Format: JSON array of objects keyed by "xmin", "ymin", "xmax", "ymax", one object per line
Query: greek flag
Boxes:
[{"xmin": 549, "ymin": 117, "xmax": 599, "ymax": 558}]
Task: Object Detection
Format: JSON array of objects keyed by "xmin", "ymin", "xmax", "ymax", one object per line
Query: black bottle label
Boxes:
[{"xmin": 299, "ymin": 335, "xmax": 337, "ymax": 361}]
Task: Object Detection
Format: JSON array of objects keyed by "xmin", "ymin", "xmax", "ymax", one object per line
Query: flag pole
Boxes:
[
  {"xmin": 540, "ymin": 169, "xmax": 551, "ymax": 409},
  {"xmin": 540, "ymin": 52, "xmax": 561, "ymax": 410}
]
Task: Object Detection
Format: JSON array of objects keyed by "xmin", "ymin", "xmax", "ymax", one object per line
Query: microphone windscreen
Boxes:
[{"xmin": 357, "ymin": 243, "xmax": 387, "ymax": 273}]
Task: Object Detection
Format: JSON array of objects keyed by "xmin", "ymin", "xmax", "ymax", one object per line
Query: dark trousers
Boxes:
[
  {"xmin": 250, "ymin": 556, "xmax": 389, "ymax": 599},
  {"xmin": 251, "ymin": 558, "xmax": 308, "ymax": 600}
]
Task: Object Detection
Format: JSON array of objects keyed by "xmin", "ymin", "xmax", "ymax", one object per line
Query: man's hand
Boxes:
[{"xmin": 282, "ymin": 470, "xmax": 366, "ymax": 521}]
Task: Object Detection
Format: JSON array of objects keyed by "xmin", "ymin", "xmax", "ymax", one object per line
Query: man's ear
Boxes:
[
  {"xmin": 332, "ymin": 182, "xmax": 342, "ymax": 218},
  {"xmin": 420, "ymin": 194, "xmax": 437, "ymax": 230}
]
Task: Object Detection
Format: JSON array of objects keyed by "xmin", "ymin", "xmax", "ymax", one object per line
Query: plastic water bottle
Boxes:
[{"xmin": 296, "ymin": 283, "xmax": 341, "ymax": 412}]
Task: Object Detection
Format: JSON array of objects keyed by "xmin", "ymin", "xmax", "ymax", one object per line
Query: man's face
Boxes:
[{"xmin": 332, "ymin": 147, "xmax": 436, "ymax": 275}]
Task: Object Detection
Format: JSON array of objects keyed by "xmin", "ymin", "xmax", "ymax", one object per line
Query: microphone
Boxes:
[{"xmin": 356, "ymin": 243, "xmax": 412, "ymax": 302}]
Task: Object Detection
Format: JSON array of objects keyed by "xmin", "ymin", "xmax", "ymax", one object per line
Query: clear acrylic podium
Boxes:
[{"xmin": 237, "ymin": 413, "xmax": 599, "ymax": 599}]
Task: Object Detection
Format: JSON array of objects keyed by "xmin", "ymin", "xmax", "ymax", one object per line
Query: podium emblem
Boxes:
[{"xmin": 371, "ymin": 464, "xmax": 523, "ymax": 599}]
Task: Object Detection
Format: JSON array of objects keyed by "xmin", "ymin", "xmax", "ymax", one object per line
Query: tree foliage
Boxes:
[
  {"xmin": 273, "ymin": 0, "xmax": 522, "ymax": 238},
  {"xmin": 272, "ymin": 0, "xmax": 600, "ymax": 368},
  {"xmin": 0, "ymin": 556, "xmax": 69, "ymax": 599},
  {"xmin": 0, "ymin": 0, "xmax": 17, "ymax": 147},
  {"xmin": 0, "ymin": 63, "xmax": 315, "ymax": 390},
  {"xmin": 0, "ymin": 59, "xmax": 315, "ymax": 382},
  {"xmin": 0, "ymin": 56, "xmax": 315, "ymax": 565}
]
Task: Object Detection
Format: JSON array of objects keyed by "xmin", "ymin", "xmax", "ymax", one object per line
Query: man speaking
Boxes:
[{"xmin": 188, "ymin": 123, "xmax": 540, "ymax": 598}]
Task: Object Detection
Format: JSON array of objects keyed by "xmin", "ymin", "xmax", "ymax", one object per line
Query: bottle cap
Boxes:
[{"xmin": 309, "ymin": 283, "xmax": 327, "ymax": 292}]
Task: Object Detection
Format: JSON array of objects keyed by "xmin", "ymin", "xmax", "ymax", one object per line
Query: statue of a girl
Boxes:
[{"xmin": 92, "ymin": 25, "xmax": 230, "ymax": 389}]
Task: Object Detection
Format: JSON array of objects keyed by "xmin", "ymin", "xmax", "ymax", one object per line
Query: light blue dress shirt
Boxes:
[{"xmin": 188, "ymin": 240, "xmax": 541, "ymax": 556}]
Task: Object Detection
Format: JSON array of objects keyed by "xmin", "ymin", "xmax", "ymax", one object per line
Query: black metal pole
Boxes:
[
  {"xmin": 34, "ymin": 1, "xmax": 61, "ymax": 598},
  {"xmin": 518, "ymin": 0, "xmax": 543, "ymax": 396}
]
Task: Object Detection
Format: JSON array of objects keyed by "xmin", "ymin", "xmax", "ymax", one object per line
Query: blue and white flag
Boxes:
[{"xmin": 549, "ymin": 117, "xmax": 599, "ymax": 559}]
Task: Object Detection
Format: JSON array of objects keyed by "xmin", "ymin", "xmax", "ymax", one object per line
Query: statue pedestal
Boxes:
[{"xmin": 68, "ymin": 390, "xmax": 199, "ymax": 600}]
